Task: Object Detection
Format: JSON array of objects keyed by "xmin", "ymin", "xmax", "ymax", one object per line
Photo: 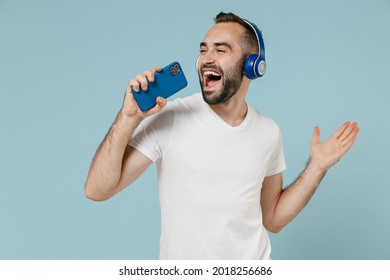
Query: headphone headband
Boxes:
[
  {"xmin": 242, "ymin": 19, "xmax": 262, "ymax": 58},
  {"xmin": 242, "ymin": 19, "xmax": 266, "ymax": 79}
]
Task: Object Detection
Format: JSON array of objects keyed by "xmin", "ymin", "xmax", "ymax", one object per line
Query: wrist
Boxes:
[
  {"xmin": 117, "ymin": 109, "xmax": 143, "ymax": 129},
  {"xmin": 307, "ymin": 159, "xmax": 328, "ymax": 176}
]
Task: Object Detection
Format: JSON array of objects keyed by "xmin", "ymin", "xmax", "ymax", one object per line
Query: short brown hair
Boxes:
[{"xmin": 214, "ymin": 12, "xmax": 259, "ymax": 55}]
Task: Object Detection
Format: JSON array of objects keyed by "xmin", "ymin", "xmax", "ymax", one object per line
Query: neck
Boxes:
[
  {"xmin": 209, "ymin": 98, "xmax": 248, "ymax": 127},
  {"xmin": 208, "ymin": 81, "xmax": 250, "ymax": 127}
]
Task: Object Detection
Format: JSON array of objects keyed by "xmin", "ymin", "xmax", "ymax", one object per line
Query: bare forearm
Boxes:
[
  {"xmin": 273, "ymin": 160, "xmax": 326, "ymax": 231},
  {"xmin": 85, "ymin": 111, "xmax": 142, "ymax": 200},
  {"xmin": 263, "ymin": 122, "xmax": 359, "ymax": 233}
]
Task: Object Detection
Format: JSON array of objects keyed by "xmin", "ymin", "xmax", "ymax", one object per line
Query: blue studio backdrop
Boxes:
[{"xmin": 0, "ymin": 0, "xmax": 389, "ymax": 259}]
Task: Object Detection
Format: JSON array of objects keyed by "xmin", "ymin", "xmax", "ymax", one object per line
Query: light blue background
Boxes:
[{"xmin": 1, "ymin": 0, "xmax": 389, "ymax": 259}]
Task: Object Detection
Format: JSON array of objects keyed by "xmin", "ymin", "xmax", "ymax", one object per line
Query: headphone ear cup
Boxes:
[
  {"xmin": 195, "ymin": 56, "xmax": 200, "ymax": 71},
  {"xmin": 244, "ymin": 54, "xmax": 258, "ymax": 79},
  {"xmin": 254, "ymin": 58, "xmax": 266, "ymax": 77}
]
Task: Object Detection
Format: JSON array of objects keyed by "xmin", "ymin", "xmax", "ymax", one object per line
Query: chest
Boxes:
[{"xmin": 162, "ymin": 121, "xmax": 277, "ymax": 187}]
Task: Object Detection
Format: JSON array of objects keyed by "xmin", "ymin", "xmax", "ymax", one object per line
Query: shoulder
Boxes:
[
  {"xmin": 169, "ymin": 92, "xmax": 202, "ymax": 110},
  {"xmin": 137, "ymin": 101, "xmax": 175, "ymax": 130},
  {"xmin": 139, "ymin": 93, "xmax": 201, "ymax": 128},
  {"xmin": 167, "ymin": 93, "xmax": 203, "ymax": 118},
  {"xmin": 250, "ymin": 107, "xmax": 281, "ymax": 133}
]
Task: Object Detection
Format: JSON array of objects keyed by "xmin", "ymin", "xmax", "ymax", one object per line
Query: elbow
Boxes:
[
  {"xmin": 85, "ymin": 190, "xmax": 106, "ymax": 202},
  {"xmin": 266, "ymin": 225, "xmax": 284, "ymax": 234},
  {"xmin": 84, "ymin": 181, "xmax": 111, "ymax": 202},
  {"xmin": 263, "ymin": 220, "xmax": 285, "ymax": 234}
]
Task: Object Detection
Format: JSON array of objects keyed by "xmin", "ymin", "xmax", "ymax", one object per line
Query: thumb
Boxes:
[
  {"xmin": 144, "ymin": 97, "xmax": 167, "ymax": 116},
  {"xmin": 154, "ymin": 96, "xmax": 167, "ymax": 112},
  {"xmin": 312, "ymin": 126, "xmax": 321, "ymax": 144}
]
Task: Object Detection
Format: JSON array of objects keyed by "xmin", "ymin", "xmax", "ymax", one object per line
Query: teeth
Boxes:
[{"xmin": 204, "ymin": 71, "xmax": 221, "ymax": 77}]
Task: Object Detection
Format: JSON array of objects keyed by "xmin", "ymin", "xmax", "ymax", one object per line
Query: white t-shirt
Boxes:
[{"xmin": 129, "ymin": 93, "xmax": 286, "ymax": 259}]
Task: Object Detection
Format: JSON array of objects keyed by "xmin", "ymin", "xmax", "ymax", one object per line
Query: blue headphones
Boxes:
[
  {"xmin": 242, "ymin": 19, "xmax": 266, "ymax": 79},
  {"xmin": 196, "ymin": 19, "xmax": 266, "ymax": 80}
]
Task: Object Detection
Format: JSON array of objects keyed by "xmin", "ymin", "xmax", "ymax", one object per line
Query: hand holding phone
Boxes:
[{"xmin": 131, "ymin": 61, "xmax": 188, "ymax": 111}]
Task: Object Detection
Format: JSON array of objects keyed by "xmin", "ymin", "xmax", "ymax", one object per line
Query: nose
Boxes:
[
  {"xmin": 199, "ymin": 53, "xmax": 215, "ymax": 65},
  {"xmin": 199, "ymin": 52, "xmax": 216, "ymax": 69}
]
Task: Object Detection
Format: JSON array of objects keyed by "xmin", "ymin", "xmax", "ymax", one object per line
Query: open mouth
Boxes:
[{"xmin": 203, "ymin": 69, "xmax": 222, "ymax": 90}]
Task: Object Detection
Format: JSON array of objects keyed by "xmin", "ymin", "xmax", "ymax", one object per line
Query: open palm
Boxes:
[{"xmin": 310, "ymin": 122, "xmax": 360, "ymax": 172}]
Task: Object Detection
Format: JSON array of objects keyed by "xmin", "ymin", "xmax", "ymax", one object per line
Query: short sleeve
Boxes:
[
  {"xmin": 266, "ymin": 127, "xmax": 287, "ymax": 176},
  {"xmin": 128, "ymin": 104, "xmax": 174, "ymax": 162}
]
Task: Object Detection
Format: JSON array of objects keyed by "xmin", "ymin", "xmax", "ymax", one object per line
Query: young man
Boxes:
[{"xmin": 85, "ymin": 12, "xmax": 359, "ymax": 259}]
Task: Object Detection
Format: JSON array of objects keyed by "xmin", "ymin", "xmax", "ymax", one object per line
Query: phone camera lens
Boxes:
[{"xmin": 169, "ymin": 64, "xmax": 181, "ymax": 76}]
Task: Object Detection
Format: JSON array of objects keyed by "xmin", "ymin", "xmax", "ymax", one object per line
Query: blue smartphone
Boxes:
[{"xmin": 132, "ymin": 61, "xmax": 188, "ymax": 111}]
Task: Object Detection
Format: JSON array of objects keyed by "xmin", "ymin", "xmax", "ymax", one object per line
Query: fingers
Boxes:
[
  {"xmin": 341, "ymin": 125, "xmax": 360, "ymax": 149},
  {"xmin": 153, "ymin": 66, "xmax": 162, "ymax": 73},
  {"xmin": 333, "ymin": 121, "xmax": 351, "ymax": 139},
  {"xmin": 341, "ymin": 133, "xmax": 357, "ymax": 154},
  {"xmin": 122, "ymin": 66, "xmax": 164, "ymax": 118},
  {"xmin": 339, "ymin": 122, "xmax": 358, "ymax": 143},
  {"xmin": 128, "ymin": 66, "xmax": 162, "ymax": 92},
  {"xmin": 334, "ymin": 122, "xmax": 360, "ymax": 157},
  {"xmin": 129, "ymin": 71, "xmax": 151, "ymax": 92}
]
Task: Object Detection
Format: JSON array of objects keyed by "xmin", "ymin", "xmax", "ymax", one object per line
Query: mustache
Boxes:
[{"xmin": 200, "ymin": 64, "xmax": 223, "ymax": 74}]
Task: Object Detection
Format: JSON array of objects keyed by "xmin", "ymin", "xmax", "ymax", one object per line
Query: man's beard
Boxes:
[{"xmin": 199, "ymin": 55, "xmax": 246, "ymax": 105}]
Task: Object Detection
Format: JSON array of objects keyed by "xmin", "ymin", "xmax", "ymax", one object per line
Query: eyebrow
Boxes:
[{"xmin": 200, "ymin": 42, "xmax": 232, "ymax": 51}]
